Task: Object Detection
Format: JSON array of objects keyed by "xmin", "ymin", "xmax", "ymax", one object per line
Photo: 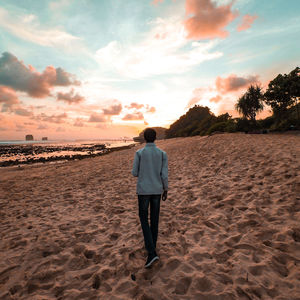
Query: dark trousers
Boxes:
[{"xmin": 138, "ymin": 194, "xmax": 161, "ymax": 255}]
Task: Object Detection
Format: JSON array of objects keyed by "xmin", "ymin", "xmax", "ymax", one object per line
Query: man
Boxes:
[{"xmin": 132, "ymin": 128, "xmax": 168, "ymax": 268}]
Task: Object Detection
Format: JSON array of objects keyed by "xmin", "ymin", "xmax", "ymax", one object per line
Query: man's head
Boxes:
[{"xmin": 144, "ymin": 128, "xmax": 156, "ymax": 143}]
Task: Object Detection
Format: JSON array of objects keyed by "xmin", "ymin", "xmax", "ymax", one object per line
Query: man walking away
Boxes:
[{"xmin": 132, "ymin": 128, "xmax": 168, "ymax": 268}]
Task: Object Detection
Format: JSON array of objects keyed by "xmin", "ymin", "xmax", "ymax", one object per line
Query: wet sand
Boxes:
[{"xmin": 0, "ymin": 133, "xmax": 299, "ymax": 299}]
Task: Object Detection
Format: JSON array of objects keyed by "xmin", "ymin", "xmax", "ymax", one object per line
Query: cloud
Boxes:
[
  {"xmin": 122, "ymin": 112, "xmax": 144, "ymax": 121},
  {"xmin": 184, "ymin": 0, "xmax": 238, "ymax": 39},
  {"xmin": 216, "ymin": 74, "xmax": 259, "ymax": 93},
  {"xmin": 186, "ymin": 87, "xmax": 206, "ymax": 108},
  {"xmin": 0, "ymin": 52, "xmax": 80, "ymax": 98},
  {"xmin": 56, "ymin": 127, "xmax": 65, "ymax": 132},
  {"xmin": 187, "ymin": 96, "xmax": 200, "ymax": 108},
  {"xmin": 73, "ymin": 118, "xmax": 84, "ymax": 127},
  {"xmin": 57, "ymin": 88, "xmax": 85, "ymax": 104},
  {"xmin": 34, "ymin": 112, "xmax": 68, "ymax": 123},
  {"xmin": 95, "ymin": 18, "xmax": 222, "ymax": 77},
  {"xmin": 14, "ymin": 107, "xmax": 33, "ymax": 116},
  {"xmin": 95, "ymin": 123, "xmax": 108, "ymax": 129},
  {"xmin": 0, "ymin": 86, "xmax": 20, "ymax": 110},
  {"xmin": 37, "ymin": 124, "xmax": 49, "ymax": 130},
  {"xmin": 126, "ymin": 102, "xmax": 144, "ymax": 109},
  {"xmin": 237, "ymin": 14, "xmax": 258, "ymax": 32},
  {"xmin": 102, "ymin": 103, "xmax": 122, "ymax": 115},
  {"xmin": 89, "ymin": 113, "xmax": 106, "ymax": 122},
  {"xmin": 16, "ymin": 124, "xmax": 26, "ymax": 131},
  {"xmin": 146, "ymin": 106, "xmax": 156, "ymax": 113},
  {"xmin": 55, "ymin": 68, "xmax": 80, "ymax": 86},
  {"xmin": 209, "ymin": 95, "xmax": 222, "ymax": 103},
  {"xmin": 0, "ymin": 7, "xmax": 81, "ymax": 48},
  {"xmin": 0, "ymin": 86, "xmax": 34, "ymax": 116}
]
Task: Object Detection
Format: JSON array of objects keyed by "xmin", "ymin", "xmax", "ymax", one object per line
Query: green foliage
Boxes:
[
  {"xmin": 207, "ymin": 122, "xmax": 227, "ymax": 135},
  {"xmin": 235, "ymin": 85, "xmax": 264, "ymax": 121},
  {"xmin": 269, "ymin": 103, "xmax": 300, "ymax": 131},
  {"xmin": 257, "ymin": 116, "xmax": 275, "ymax": 129},
  {"xmin": 235, "ymin": 118, "xmax": 251, "ymax": 133},
  {"xmin": 270, "ymin": 118, "xmax": 297, "ymax": 131},
  {"xmin": 165, "ymin": 105, "xmax": 237, "ymax": 138},
  {"xmin": 264, "ymin": 67, "xmax": 300, "ymax": 119},
  {"xmin": 165, "ymin": 105, "xmax": 213, "ymax": 138},
  {"xmin": 224, "ymin": 119, "xmax": 237, "ymax": 132}
]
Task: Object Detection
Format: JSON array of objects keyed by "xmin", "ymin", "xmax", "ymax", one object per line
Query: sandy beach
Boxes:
[{"xmin": 0, "ymin": 133, "xmax": 299, "ymax": 300}]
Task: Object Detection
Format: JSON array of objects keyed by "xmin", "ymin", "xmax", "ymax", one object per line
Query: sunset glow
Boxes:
[{"xmin": 0, "ymin": 0, "xmax": 299, "ymax": 140}]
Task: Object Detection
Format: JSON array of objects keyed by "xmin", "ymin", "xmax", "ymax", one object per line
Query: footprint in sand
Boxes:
[
  {"xmin": 269, "ymin": 255, "xmax": 289, "ymax": 277},
  {"xmin": 83, "ymin": 249, "xmax": 95, "ymax": 259},
  {"xmin": 192, "ymin": 252, "xmax": 213, "ymax": 262},
  {"xmin": 192, "ymin": 276, "xmax": 212, "ymax": 292},
  {"xmin": 248, "ymin": 264, "xmax": 265, "ymax": 276},
  {"xmin": 165, "ymin": 257, "xmax": 181, "ymax": 271},
  {"xmin": 109, "ymin": 232, "xmax": 120, "ymax": 241},
  {"xmin": 174, "ymin": 276, "xmax": 192, "ymax": 295},
  {"xmin": 192, "ymin": 230, "xmax": 204, "ymax": 242}
]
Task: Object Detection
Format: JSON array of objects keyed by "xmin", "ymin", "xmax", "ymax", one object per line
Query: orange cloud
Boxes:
[
  {"xmin": 56, "ymin": 127, "xmax": 65, "ymax": 132},
  {"xmin": 16, "ymin": 124, "xmax": 26, "ymax": 131},
  {"xmin": 102, "ymin": 103, "xmax": 122, "ymax": 115},
  {"xmin": 126, "ymin": 102, "xmax": 144, "ymax": 109},
  {"xmin": 122, "ymin": 112, "xmax": 144, "ymax": 121},
  {"xmin": 216, "ymin": 74, "xmax": 259, "ymax": 93},
  {"xmin": 0, "ymin": 52, "xmax": 80, "ymax": 98},
  {"xmin": 0, "ymin": 86, "xmax": 20, "ymax": 111},
  {"xmin": 209, "ymin": 95, "xmax": 222, "ymax": 103},
  {"xmin": 57, "ymin": 88, "xmax": 85, "ymax": 104},
  {"xmin": 14, "ymin": 107, "xmax": 33, "ymax": 116},
  {"xmin": 237, "ymin": 15, "xmax": 258, "ymax": 32},
  {"xmin": 186, "ymin": 87, "xmax": 206, "ymax": 108},
  {"xmin": 184, "ymin": 0, "xmax": 238, "ymax": 39},
  {"xmin": 89, "ymin": 113, "xmax": 106, "ymax": 122},
  {"xmin": 34, "ymin": 112, "xmax": 68, "ymax": 124},
  {"xmin": 37, "ymin": 124, "xmax": 49, "ymax": 130},
  {"xmin": 73, "ymin": 118, "xmax": 84, "ymax": 127},
  {"xmin": 147, "ymin": 106, "xmax": 156, "ymax": 113}
]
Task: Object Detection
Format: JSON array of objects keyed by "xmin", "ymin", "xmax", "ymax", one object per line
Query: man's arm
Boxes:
[
  {"xmin": 131, "ymin": 152, "xmax": 140, "ymax": 177},
  {"xmin": 161, "ymin": 152, "xmax": 168, "ymax": 191},
  {"xmin": 161, "ymin": 152, "xmax": 168, "ymax": 201}
]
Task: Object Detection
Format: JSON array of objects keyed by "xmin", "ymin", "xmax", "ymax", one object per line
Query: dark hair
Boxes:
[{"xmin": 144, "ymin": 128, "xmax": 156, "ymax": 143}]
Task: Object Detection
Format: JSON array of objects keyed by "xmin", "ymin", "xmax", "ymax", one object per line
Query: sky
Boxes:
[{"xmin": 0, "ymin": 0, "xmax": 299, "ymax": 140}]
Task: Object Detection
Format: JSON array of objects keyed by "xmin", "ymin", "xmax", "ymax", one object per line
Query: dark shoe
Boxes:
[{"xmin": 144, "ymin": 252, "xmax": 159, "ymax": 268}]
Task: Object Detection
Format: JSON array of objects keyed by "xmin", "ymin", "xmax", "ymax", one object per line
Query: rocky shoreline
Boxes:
[{"xmin": 0, "ymin": 143, "xmax": 136, "ymax": 167}]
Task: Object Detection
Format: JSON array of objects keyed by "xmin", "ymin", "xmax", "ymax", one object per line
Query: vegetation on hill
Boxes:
[{"xmin": 164, "ymin": 66, "xmax": 299, "ymax": 138}]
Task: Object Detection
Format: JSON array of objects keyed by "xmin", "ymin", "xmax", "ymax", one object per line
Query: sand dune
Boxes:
[{"xmin": 0, "ymin": 133, "xmax": 300, "ymax": 299}]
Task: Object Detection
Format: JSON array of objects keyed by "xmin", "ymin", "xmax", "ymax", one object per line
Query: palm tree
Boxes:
[{"xmin": 235, "ymin": 85, "xmax": 264, "ymax": 122}]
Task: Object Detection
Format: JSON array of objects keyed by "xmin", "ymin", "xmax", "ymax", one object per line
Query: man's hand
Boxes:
[{"xmin": 162, "ymin": 190, "xmax": 168, "ymax": 201}]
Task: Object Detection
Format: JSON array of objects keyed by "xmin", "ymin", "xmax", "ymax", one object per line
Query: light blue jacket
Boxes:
[{"xmin": 132, "ymin": 143, "xmax": 168, "ymax": 195}]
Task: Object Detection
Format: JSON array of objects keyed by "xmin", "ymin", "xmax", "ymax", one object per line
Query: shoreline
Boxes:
[{"xmin": 0, "ymin": 143, "xmax": 137, "ymax": 168}]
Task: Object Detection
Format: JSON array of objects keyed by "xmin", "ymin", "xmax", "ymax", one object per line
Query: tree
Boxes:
[
  {"xmin": 235, "ymin": 85, "xmax": 264, "ymax": 122},
  {"xmin": 289, "ymin": 67, "xmax": 300, "ymax": 123},
  {"xmin": 264, "ymin": 67, "xmax": 300, "ymax": 120}
]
